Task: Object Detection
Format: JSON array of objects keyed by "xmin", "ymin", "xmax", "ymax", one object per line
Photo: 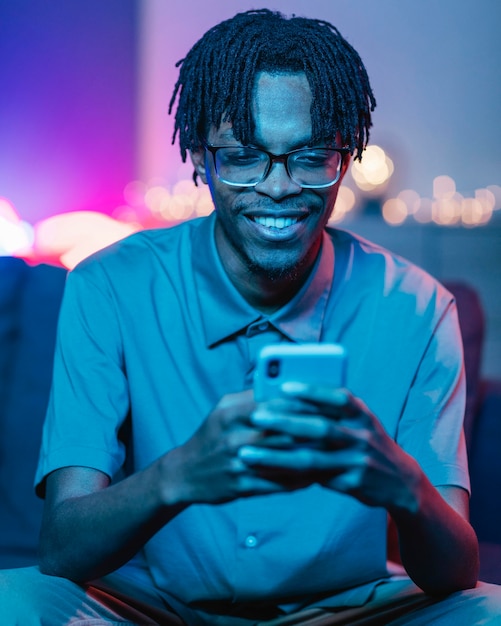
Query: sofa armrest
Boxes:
[{"xmin": 469, "ymin": 379, "xmax": 501, "ymax": 545}]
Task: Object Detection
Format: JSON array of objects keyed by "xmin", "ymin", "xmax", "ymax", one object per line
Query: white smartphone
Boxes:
[{"xmin": 253, "ymin": 342, "xmax": 347, "ymax": 402}]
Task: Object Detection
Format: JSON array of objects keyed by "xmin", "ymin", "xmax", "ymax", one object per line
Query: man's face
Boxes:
[{"xmin": 191, "ymin": 72, "xmax": 349, "ymax": 283}]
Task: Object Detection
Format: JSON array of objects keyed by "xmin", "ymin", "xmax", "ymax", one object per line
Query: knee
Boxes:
[
  {"xmin": 471, "ymin": 581, "xmax": 501, "ymax": 615},
  {"xmin": 443, "ymin": 581, "xmax": 501, "ymax": 623},
  {"xmin": 0, "ymin": 566, "xmax": 84, "ymax": 623}
]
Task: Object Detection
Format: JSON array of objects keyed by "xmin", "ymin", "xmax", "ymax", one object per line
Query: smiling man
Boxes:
[
  {"xmin": 2, "ymin": 8, "xmax": 501, "ymax": 625},
  {"xmin": 192, "ymin": 71, "xmax": 349, "ymax": 312}
]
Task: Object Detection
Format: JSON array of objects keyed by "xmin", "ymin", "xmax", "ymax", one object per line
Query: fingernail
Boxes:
[
  {"xmin": 281, "ymin": 381, "xmax": 308, "ymax": 393},
  {"xmin": 238, "ymin": 446, "xmax": 265, "ymax": 460},
  {"xmin": 251, "ymin": 409, "xmax": 275, "ymax": 425}
]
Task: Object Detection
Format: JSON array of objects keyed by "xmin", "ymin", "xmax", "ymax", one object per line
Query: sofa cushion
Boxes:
[{"xmin": 0, "ymin": 258, "xmax": 66, "ymax": 568}]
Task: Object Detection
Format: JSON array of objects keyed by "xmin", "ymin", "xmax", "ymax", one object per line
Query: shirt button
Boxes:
[
  {"xmin": 257, "ymin": 322, "xmax": 268, "ymax": 331},
  {"xmin": 245, "ymin": 535, "xmax": 258, "ymax": 548}
]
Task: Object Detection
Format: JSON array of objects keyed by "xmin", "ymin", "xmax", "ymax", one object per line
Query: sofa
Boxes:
[
  {"xmin": 1, "ymin": 256, "xmax": 500, "ymax": 583},
  {"xmin": 0, "ymin": 257, "xmax": 66, "ymax": 569},
  {"xmin": 441, "ymin": 281, "xmax": 501, "ymax": 584}
]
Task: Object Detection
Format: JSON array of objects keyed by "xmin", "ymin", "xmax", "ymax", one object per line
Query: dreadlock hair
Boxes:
[{"xmin": 169, "ymin": 9, "xmax": 376, "ymax": 167}]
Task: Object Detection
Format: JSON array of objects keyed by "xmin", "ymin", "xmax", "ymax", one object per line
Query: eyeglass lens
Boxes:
[{"xmin": 214, "ymin": 147, "xmax": 343, "ymax": 187}]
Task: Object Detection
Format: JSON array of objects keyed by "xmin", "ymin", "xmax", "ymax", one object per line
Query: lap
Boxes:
[
  {"xmin": 261, "ymin": 579, "xmax": 501, "ymax": 625},
  {"xmin": 1, "ymin": 568, "xmax": 500, "ymax": 625},
  {"xmin": 386, "ymin": 581, "xmax": 501, "ymax": 625},
  {"xmin": 0, "ymin": 566, "xmax": 182, "ymax": 625}
]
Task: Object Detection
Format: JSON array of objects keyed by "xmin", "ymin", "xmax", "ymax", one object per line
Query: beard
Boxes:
[
  {"xmin": 245, "ymin": 252, "xmax": 301, "ymax": 282},
  {"xmin": 213, "ymin": 193, "xmax": 327, "ymax": 291}
]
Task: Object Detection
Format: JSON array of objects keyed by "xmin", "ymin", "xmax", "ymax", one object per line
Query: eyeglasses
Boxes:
[{"xmin": 202, "ymin": 141, "xmax": 349, "ymax": 189}]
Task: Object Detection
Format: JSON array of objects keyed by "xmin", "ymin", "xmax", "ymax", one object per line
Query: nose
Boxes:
[{"xmin": 254, "ymin": 160, "xmax": 302, "ymax": 200}]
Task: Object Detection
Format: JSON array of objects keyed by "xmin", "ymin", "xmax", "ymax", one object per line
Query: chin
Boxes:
[
  {"xmin": 249, "ymin": 262, "xmax": 299, "ymax": 282},
  {"xmin": 246, "ymin": 250, "xmax": 307, "ymax": 282}
]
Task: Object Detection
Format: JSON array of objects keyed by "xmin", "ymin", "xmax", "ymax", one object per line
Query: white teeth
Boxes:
[{"xmin": 253, "ymin": 216, "xmax": 299, "ymax": 229}]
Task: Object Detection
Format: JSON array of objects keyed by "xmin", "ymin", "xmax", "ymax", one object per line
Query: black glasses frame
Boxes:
[{"xmin": 201, "ymin": 140, "xmax": 350, "ymax": 189}]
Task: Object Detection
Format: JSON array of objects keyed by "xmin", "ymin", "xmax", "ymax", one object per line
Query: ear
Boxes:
[{"xmin": 189, "ymin": 149, "xmax": 208, "ymax": 185}]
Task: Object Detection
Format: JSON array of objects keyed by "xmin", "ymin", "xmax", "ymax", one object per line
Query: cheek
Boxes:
[
  {"xmin": 206, "ymin": 176, "xmax": 239, "ymax": 215},
  {"xmin": 321, "ymin": 186, "xmax": 341, "ymax": 214},
  {"xmin": 204, "ymin": 167, "xmax": 225, "ymax": 204}
]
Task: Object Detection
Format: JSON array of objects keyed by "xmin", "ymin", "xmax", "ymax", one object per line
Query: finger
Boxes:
[
  {"xmin": 251, "ymin": 408, "xmax": 331, "ymax": 439},
  {"xmin": 251, "ymin": 410, "xmax": 359, "ymax": 450},
  {"xmin": 238, "ymin": 475, "xmax": 311, "ymax": 496},
  {"xmin": 238, "ymin": 445, "xmax": 331, "ymax": 471},
  {"xmin": 226, "ymin": 426, "xmax": 296, "ymax": 451},
  {"xmin": 230, "ymin": 458, "xmax": 313, "ymax": 495},
  {"xmin": 259, "ymin": 433, "xmax": 297, "ymax": 448},
  {"xmin": 238, "ymin": 445, "xmax": 364, "ymax": 474},
  {"xmin": 216, "ymin": 389, "xmax": 257, "ymax": 428},
  {"xmin": 258, "ymin": 396, "xmax": 315, "ymax": 414},
  {"xmin": 280, "ymin": 383, "xmax": 362, "ymax": 418}
]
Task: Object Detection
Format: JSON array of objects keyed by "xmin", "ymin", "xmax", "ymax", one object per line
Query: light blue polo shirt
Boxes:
[{"xmin": 36, "ymin": 211, "xmax": 469, "ymax": 609}]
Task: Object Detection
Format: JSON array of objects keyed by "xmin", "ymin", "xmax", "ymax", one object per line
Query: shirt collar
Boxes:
[
  {"xmin": 192, "ymin": 212, "xmax": 334, "ymax": 347},
  {"xmin": 271, "ymin": 231, "xmax": 334, "ymax": 343}
]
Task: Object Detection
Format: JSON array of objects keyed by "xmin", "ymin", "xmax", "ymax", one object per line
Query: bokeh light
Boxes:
[
  {"xmin": 381, "ymin": 175, "xmax": 500, "ymax": 228},
  {"xmin": 433, "ymin": 175, "xmax": 456, "ymax": 200},
  {"xmin": 0, "ymin": 197, "xmax": 35, "ymax": 256},
  {"xmin": 328, "ymin": 186, "xmax": 356, "ymax": 224},
  {"xmin": 2, "ymin": 163, "xmax": 500, "ymax": 267},
  {"xmin": 382, "ymin": 198, "xmax": 407, "ymax": 225},
  {"xmin": 34, "ymin": 212, "xmax": 138, "ymax": 269},
  {"xmin": 4, "ymin": 179, "xmax": 216, "ymax": 267},
  {"xmin": 413, "ymin": 198, "xmax": 433, "ymax": 224},
  {"xmin": 351, "ymin": 145, "xmax": 394, "ymax": 192},
  {"xmin": 143, "ymin": 179, "xmax": 213, "ymax": 221},
  {"xmin": 397, "ymin": 189, "xmax": 421, "ymax": 216},
  {"xmin": 487, "ymin": 185, "xmax": 501, "ymax": 207}
]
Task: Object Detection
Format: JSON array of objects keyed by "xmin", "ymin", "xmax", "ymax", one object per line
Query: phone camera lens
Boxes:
[{"xmin": 267, "ymin": 359, "xmax": 280, "ymax": 379}]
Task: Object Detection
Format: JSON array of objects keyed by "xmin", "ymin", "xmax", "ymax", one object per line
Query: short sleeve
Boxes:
[
  {"xmin": 396, "ymin": 297, "xmax": 470, "ymax": 492},
  {"xmin": 35, "ymin": 262, "xmax": 129, "ymax": 496}
]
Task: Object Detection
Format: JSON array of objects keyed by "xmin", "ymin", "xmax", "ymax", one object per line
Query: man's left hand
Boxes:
[{"xmin": 239, "ymin": 383, "xmax": 420, "ymax": 513}]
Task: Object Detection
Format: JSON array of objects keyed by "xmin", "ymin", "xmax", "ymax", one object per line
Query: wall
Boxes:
[
  {"xmin": 0, "ymin": 0, "xmax": 138, "ymax": 223},
  {"xmin": 1, "ymin": 0, "xmax": 499, "ymax": 377},
  {"xmin": 139, "ymin": 0, "xmax": 500, "ymax": 379},
  {"xmin": 138, "ymin": 0, "xmax": 501, "ymax": 197}
]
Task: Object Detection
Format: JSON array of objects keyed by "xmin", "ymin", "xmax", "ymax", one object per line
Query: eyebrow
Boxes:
[
  {"xmin": 209, "ymin": 130, "xmax": 322, "ymax": 152},
  {"xmin": 211, "ymin": 136, "xmax": 317, "ymax": 152}
]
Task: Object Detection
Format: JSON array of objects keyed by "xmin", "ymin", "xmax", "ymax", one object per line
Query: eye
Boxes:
[
  {"xmin": 293, "ymin": 150, "xmax": 331, "ymax": 168},
  {"xmin": 219, "ymin": 148, "xmax": 264, "ymax": 167}
]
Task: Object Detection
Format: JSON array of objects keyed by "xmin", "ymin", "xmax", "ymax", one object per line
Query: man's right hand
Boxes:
[
  {"xmin": 162, "ymin": 389, "xmax": 300, "ymax": 505},
  {"xmin": 39, "ymin": 389, "xmax": 304, "ymax": 581}
]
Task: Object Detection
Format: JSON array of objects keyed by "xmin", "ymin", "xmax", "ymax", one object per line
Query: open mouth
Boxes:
[{"xmin": 250, "ymin": 215, "xmax": 306, "ymax": 230}]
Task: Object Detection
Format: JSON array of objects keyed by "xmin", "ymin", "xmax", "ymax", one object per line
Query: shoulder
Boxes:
[
  {"xmin": 326, "ymin": 226, "xmax": 454, "ymax": 319},
  {"xmin": 69, "ymin": 218, "xmax": 205, "ymax": 286},
  {"xmin": 77, "ymin": 219, "xmax": 202, "ymax": 269}
]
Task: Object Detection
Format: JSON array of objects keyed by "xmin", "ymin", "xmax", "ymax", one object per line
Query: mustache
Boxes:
[{"xmin": 234, "ymin": 198, "xmax": 321, "ymax": 213}]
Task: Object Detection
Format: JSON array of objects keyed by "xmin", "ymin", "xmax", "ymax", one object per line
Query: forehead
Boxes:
[{"xmin": 211, "ymin": 71, "xmax": 314, "ymax": 150}]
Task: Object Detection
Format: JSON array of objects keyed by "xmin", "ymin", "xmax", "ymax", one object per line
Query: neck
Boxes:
[
  {"xmin": 213, "ymin": 217, "xmax": 322, "ymax": 313},
  {"xmin": 221, "ymin": 254, "xmax": 316, "ymax": 314}
]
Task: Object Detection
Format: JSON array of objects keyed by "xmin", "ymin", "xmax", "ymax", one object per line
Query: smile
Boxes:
[{"xmin": 251, "ymin": 216, "xmax": 304, "ymax": 229}]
